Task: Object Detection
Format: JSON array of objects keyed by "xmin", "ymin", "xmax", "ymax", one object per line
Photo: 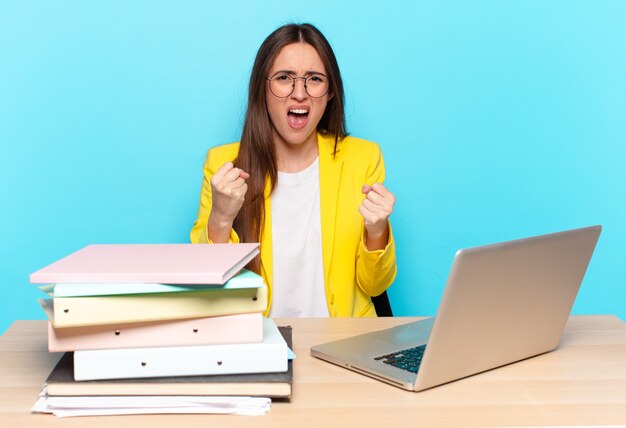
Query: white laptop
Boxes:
[{"xmin": 311, "ymin": 225, "xmax": 601, "ymax": 391}]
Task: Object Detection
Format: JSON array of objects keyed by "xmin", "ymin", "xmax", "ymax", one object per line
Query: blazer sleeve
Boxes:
[
  {"xmin": 189, "ymin": 147, "xmax": 241, "ymax": 244},
  {"xmin": 355, "ymin": 145, "xmax": 397, "ymax": 296}
]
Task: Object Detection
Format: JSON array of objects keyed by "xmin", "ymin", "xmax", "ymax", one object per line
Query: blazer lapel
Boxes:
[{"xmin": 318, "ymin": 134, "xmax": 343, "ymax": 282}]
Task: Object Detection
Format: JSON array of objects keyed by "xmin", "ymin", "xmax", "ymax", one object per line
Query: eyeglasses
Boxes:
[{"xmin": 266, "ymin": 72, "xmax": 330, "ymax": 98}]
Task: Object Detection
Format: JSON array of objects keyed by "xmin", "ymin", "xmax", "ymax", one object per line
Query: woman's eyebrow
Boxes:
[{"xmin": 272, "ymin": 69, "xmax": 325, "ymax": 76}]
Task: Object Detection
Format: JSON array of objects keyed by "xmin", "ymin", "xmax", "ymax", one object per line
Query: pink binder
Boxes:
[
  {"xmin": 30, "ymin": 243, "xmax": 259, "ymax": 284},
  {"xmin": 47, "ymin": 313, "xmax": 264, "ymax": 352}
]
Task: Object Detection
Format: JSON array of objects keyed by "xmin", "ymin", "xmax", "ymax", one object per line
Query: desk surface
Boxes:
[{"xmin": 1, "ymin": 316, "xmax": 625, "ymax": 427}]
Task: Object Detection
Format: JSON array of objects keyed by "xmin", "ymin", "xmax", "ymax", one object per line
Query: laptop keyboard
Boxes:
[{"xmin": 374, "ymin": 344, "xmax": 426, "ymax": 374}]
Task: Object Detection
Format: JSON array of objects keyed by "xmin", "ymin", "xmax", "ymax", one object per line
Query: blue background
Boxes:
[{"xmin": 1, "ymin": 1, "xmax": 625, "ymax": 334}]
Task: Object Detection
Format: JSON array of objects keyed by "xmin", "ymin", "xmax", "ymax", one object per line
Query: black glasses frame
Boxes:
[{"xmin": 266, "ymin": 74, "xmax": 330, "ymax": 98}]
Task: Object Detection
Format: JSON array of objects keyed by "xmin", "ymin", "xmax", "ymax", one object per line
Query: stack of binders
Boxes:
[{"xmin": 30, "ymin": 244, "xmax": 292, "ymax": 403}]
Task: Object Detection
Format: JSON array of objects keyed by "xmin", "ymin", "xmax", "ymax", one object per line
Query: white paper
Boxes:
[{"xmin": 32, "ymin": 395, "xmax": 271, "ymax": 417}]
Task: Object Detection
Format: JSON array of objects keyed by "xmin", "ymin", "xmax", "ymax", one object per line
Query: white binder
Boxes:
[{"xmin": 73, "ymin": 318, "xmax": 288, "ymax": 381}]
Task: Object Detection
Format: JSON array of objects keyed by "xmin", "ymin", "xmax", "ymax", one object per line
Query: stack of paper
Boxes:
[
  {"xmin": 29, "ymin": 244, "xmax": 293, "ymax": 416},
  {"xmin": 32, "ymin": 395, "xmax": 272, "ymax": 417}
]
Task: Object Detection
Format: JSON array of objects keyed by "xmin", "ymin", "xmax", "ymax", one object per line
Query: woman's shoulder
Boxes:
[
  {"xmin": 319, "ymin": 133, "xmax": 382, "ymax": 158},
  {"xmin": 341, "ymin": 135, "xmax": 380, "ymax": 151},
  {"xmin": 337, "ymin": 135, "xmax": 383, "ymax": 161},
  {"xmin": 205, "ymin": 142, "xmax": 241, "ymax": 166},
  {"xmin": 207, "ymin": 142, "xmax": 240, "ymax": 157}
]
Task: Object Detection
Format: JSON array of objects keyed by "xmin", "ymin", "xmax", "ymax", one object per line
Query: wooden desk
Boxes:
[{"xmin": 1, "ymin": 316, "xmax": 625, "ymax": 427}]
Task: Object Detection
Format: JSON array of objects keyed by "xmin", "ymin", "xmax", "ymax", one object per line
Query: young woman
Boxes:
[{"xmin": 190, "ymin": 23, "xmax": 396, "ymax": 317}]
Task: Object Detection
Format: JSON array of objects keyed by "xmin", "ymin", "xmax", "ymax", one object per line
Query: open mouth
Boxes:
[{"xmin": 287, "ymin": 108, "xmax": 309, "ymax": 130}]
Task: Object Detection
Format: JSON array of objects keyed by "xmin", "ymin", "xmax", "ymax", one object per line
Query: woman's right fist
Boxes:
[{"xmin": 209, "ymin": 161, "xmax": 250, "ymax": 224}]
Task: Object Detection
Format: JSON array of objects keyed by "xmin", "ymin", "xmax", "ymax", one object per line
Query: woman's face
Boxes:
[{"xmin": 265, "ymin": 42, "xmax": 330, "ymax": 150}]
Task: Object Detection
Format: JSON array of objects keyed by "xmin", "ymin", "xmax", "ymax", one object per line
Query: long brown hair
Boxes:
[{"xmin": 233, "ymin": 23, "xmax": 347, "ymax": 272}]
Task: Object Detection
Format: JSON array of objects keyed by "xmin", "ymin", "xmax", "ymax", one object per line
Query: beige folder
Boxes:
[{"xmin": 39, "ymin": 285, "xmax": 268, "ymax": 328}]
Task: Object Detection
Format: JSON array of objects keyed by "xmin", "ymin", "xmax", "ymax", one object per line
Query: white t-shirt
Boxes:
[{"xmin": 269, "ymin": 157, "xmax": 330, "ymax": 318}]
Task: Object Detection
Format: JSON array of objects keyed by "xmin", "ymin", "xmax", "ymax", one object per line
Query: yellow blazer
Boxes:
[{"xmin": 190, "ymin": 133, "xmax": 397, "ymax": 317}]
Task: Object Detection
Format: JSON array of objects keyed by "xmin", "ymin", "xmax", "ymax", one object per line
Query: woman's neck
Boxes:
[{"xmin": 274, "ymin": 133, "xmax": 319, "ymax": 173}]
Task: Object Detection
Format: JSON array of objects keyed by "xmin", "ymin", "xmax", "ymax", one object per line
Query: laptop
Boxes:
[{"xmin": 311, "ymin": 225, "xmax": 601, "ymax": 392}]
